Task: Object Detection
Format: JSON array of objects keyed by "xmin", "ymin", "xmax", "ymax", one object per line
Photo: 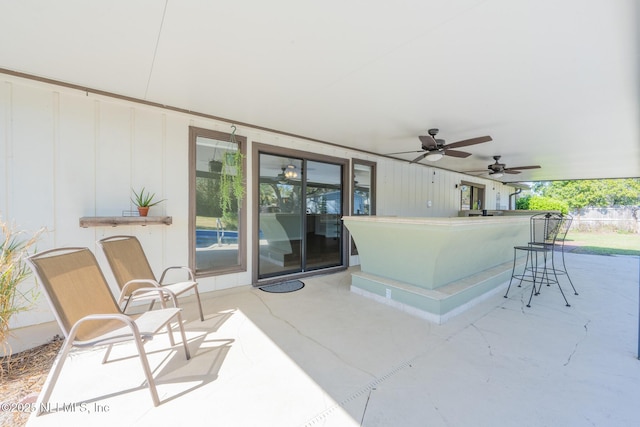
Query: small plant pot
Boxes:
[{"xmin": 137, "ymin": 207, "xmax": 150, "ymax": 217}]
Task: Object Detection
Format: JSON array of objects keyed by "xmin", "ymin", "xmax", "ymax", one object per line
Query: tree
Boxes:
[
  {"xmin": 516, "ymin": 195, "xmax": 531, "ymax": 210},
  {"xmin": 532, "ymin": 179, "xmax": 640, "ymax": 210}
]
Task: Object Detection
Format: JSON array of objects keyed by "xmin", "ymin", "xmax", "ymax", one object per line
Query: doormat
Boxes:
[{"xmin": 259, "ymin": 280, "xmax": 305, "ymax": 293}]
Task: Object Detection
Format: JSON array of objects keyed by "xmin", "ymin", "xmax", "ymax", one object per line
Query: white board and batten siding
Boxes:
[{"xmin": 1, "ymin": 72, "xmax": 514, "ymax": 349}]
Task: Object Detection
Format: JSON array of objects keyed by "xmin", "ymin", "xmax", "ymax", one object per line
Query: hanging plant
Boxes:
[{"xmin": 219, "ymin": 125, "xmax": 245, "ymax": 218}]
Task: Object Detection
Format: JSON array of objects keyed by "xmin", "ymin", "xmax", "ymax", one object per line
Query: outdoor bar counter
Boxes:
[{"xmin": 343, "ymin": 215, "xmax": 530, "ymax": 323}]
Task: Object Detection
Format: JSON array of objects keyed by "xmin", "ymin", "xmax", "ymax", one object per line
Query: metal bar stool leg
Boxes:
[
  {"xmin": 552, "ymin": 253, "xmax": 571, "ymax": 307},
  {"xmin": 559, "ymin": 243, "xmax": 578, "ymax": 295},
  {"xmin": 505, "ymin": 247, "xmax": 529, "ymax": 298},
  {"xmin": 544, "ymin": 248, "xmax": 571, "ymax": 307},
  {"xmin": 520, "ymin": 250, "xmax": 533, "ymax": 288},
  {"xmin": 526, "ymin": 250, "xmax": 539, "ymax": 307},
  {"xmin": 504, "ymin": 248, "xmax": 518, "ymax": 298},
  {"xmin": 537, "ymin": 249, "xmax": 551, "ymax": 293}
]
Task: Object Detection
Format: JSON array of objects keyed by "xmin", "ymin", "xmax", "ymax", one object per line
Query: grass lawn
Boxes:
[
  {"xmin": 196, "ymin": 216, "xmax": 220, "ymax": 229},
  {"xmin": 565, "ymin": 231, "xmax": 640, "ymax": 256}
]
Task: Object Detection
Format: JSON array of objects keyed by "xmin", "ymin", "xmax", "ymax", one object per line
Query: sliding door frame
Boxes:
[{"xmin": 252, "ymin": 142, "xmax": 350, "ymax": 286}]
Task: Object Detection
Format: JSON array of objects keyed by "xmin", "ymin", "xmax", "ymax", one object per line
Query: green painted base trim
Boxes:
[{"xmin": 350, "ymin": 258, "xmax": 526, "ymax": 324}]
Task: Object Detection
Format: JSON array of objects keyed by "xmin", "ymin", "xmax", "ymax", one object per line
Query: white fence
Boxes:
[{"xmin": 571, "ymin": 207, "xmax": 639, "ymax": 233}]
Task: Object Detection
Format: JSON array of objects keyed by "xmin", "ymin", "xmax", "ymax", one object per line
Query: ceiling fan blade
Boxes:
[
  {"xmin": 443, "ymin": 149, "xmax": 472, "ymax": 158},
  {"xmin": 504, "ymin": 170, "xmax": 521, "ymax": 174},
  {"xmin": 445, "ymin": 136, "xmax": 492, "ymax": 149},
  {"xmin": 418, "ymin": 135, "xmax": 437, "ymax": 148},
  {"xmin": 506, "ymin": 165, "xmax": 541, "ymax": 171},
  {"xmin": 410, "ymin": 152, "xmax": 429, "ymax": 163},
  {"xmin": 386, "ymin": 150, "xmax": 424, "ymax": 155}
]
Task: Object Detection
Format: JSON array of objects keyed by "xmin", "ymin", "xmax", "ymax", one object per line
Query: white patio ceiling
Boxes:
[{"xmin": 1, "ymin": 0, "xmax": 638, "ymax": 182}]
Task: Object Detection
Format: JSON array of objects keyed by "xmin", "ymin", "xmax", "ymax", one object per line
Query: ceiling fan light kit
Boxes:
[
  {"xmin": 425, "ymin": 152, "xmax": 443, "ymax": 161},
  {"xmin": 277, "ymin": 164, "xmax": 299, "ymax": 184},
  {"xmin": 284, "ymin": 164, "xmax": 298, "ymax": 179}
]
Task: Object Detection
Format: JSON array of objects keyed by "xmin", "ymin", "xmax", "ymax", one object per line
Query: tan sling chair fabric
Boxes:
[
  {"xmin": 98, "ymin": 235, "xmax": 204, "ymax": 321},
  {"xmin": 27, "ymin": 247, "xmax": 191, "ymax": 415}
]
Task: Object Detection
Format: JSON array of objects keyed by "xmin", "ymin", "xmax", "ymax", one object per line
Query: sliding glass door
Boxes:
[
  {"xmin": 258, "ymin": 153, "xmax": 343, "ymax": 279},
  {"xmin": 304, "ymin": 160, "xmax": 342, "ymax": 270},
  {"xmin": 258, "ymin": 154, "xmax": 304, "ymax": 277}
]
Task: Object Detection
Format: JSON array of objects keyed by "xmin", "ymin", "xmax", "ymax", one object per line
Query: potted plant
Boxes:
[{"xmin": 131, "ymin": 187, "xmax": 165, "ymax": 217}]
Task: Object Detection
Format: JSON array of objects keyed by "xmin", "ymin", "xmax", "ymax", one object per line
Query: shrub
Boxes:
[
  {"xmin": 516, "ymin": 195, "xmax": 568, "ymax": 214},
  {"xmin": 529, "ymin": 196, "xmax": 569, "ymax": 214},
  {"xmin": 1, "ymin": 217, "xmax": 43, "ymax": 356}
]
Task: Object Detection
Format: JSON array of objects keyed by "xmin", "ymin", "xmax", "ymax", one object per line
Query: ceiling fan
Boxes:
[
  {"xmin": 276, "ymin": 164, "xmax": 299, "ymax": 184},
  {"xmin": 478, "ymin": 155, "xmax": 541, "ymax": 177},
  {"xmin": 388, "ymin": 128, "xmax": 492, "ymax": 163}
]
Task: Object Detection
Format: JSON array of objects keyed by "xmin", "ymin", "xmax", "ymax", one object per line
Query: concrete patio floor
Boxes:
[{"xmin": 26, "ymin": 252, "xmax": 640, "ymax": 427}]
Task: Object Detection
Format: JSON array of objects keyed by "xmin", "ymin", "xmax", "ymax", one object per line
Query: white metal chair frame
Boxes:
[
  {"xmin": 98, "ymin": 235, "xmax": 204, "ymax": 322},
  {"xmin": 27, "ymin": 247, "xmax": 191, "ymax": 415}
]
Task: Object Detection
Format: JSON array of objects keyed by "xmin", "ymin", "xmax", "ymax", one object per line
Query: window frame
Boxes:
[
  {"xmin": 188, "ymin": 126, "xmax": 247, "ymax": 277},
  {"xmin": 350, "ymin": 159, "xmax": 376, "ymax": 255},
  {"xmin": 252, "ymin": 142, "xmax": 350, "ymax": 285},
  {"xmin": 351, "ymin": 159, "xmax": 376, "ymax": 216},
  {"xmin": 460, "ymin": 180, "xmax": 486, "ymax": 211}
]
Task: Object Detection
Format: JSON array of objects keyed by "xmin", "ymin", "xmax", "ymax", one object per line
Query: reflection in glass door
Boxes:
[
  {"xmin": 305, "ymin": 160, "xmax": 342, "ymax": 270},
  {"xmin": 258, "ymin": 154, "xmax": 304, "ymax": 277},
  {"xmin": 258, "ymin": 153, "xmax": 343, "ymax": 279}
]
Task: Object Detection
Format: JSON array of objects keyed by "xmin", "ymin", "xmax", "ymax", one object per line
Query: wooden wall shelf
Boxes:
[{"xmin": 79, "ymin": 216, "xmax": 172, "ymax": 228}]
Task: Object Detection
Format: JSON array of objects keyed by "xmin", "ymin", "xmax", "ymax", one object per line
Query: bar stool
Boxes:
[
  {"xmin": 504, "ymin": 213, "xmax": 571, "ymax": 307},
  {"xmin": 526, "ymin": 214, "xmax": 578, "ymax": 296},
  {"xmin": 546, "ymin": 214, "xmax": 578, "ymax": 296}
]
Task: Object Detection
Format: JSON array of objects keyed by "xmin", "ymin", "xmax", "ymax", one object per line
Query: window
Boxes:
[
  {"xmin": 189, "ymin": 126, "xmax": 246, "ymax": 276},
  {"xmin": 460, "ymin": 181, "xmax": 485, "ymax": 210},
  {"xmin": 352, "ymin": 160, "xmax": 376, "ymax": 216},
  {"xmin": 351, "ymin": 159, "xmax": 376, "ymax": 255}
]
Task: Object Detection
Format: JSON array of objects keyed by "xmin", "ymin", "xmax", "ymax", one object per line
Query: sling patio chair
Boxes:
[
  {"xmin": 27, "ymin": 247, "xmax": 191, "ymax": 415},
  {"xmin": 98, "ymin": 235, "xmax": 204, "ymax": 321}
]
